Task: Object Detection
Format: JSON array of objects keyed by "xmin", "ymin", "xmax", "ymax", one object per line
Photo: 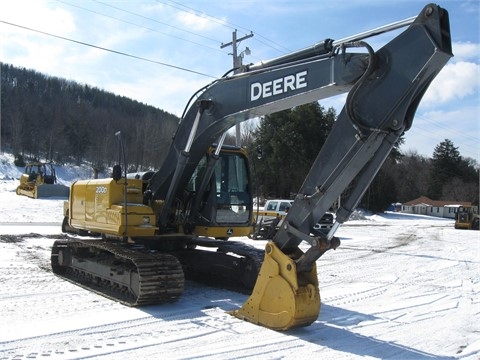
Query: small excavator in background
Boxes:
[
  {"xmin": 16, "ymin": 162, "xmax": 69, "ymax": 199},
  {"xmin": 52, "ymin": 4, "xmax": 452, "ymax": 330}
]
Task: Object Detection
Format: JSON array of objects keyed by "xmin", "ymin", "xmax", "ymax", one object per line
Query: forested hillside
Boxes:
[
  {"xmin": 1, "ymin": 64, "xmax": 477, "ymax": 211},
  {"xmin": 0, "ymin": 63, "xmax": 179, "ymax": 171}
]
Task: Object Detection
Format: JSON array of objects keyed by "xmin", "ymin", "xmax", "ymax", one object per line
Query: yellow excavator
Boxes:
[
  {"xmin": 16, "ymin": 162, "xmax": 69, "ymax": 199},
  {"xmin": 52, "ymin": 4, "xmax": 452, "ymax": 330}
]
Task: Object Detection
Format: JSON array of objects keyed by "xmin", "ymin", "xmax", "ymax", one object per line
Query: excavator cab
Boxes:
[{"xmin": 185, "ymin": 146, "xmax": 254, "ymax": 239}]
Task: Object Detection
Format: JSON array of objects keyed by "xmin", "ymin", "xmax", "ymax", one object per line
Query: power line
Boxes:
[
  {"xmin": 0, "ymin": 20, "xmax": 217, "ymax": 79},
  {"xmin": 411, "ymin": 114, "xmax": 479, "ymax": 159},
  {"xmin": 91, "ymin": 0, "xmax": 223, "ymax": 45},
  {"xmin": 72, "ymin": 0, "xmax": 289, "ymax": 66},
  {"xmin": 87, "ymin": 0, "xmax": 270, "ymax": 63},
  {"xmin": 157, "ymin": 0, "xmax": 292, "ymax": 55},
  {"xmin": 56, "ymin": 0, "xmax": 227, "ymax": 55},
  {"xmin": 401, "ymin": 123, "xmax": 479, "ymax": 160},
  {"xmin": 414, "ymin": 113, "xmax": 479, "ymax": 144},
  {"xmin": 157, "ymin": 0, "xmax": 237, "ymax": 30}
]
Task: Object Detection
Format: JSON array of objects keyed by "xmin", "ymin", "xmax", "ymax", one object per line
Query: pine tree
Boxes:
[
  {"xmin": 427, "ymin": 139, "xmax": 461, "ymax": 200},
  {"xmin": 251, "ymin": 103, "xmax": 335, "ymax": 198}
]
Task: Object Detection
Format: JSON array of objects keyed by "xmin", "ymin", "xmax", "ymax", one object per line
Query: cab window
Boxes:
[{"xmin": 267, "ymin": 202, "xmax": 277, "ymax": 211}]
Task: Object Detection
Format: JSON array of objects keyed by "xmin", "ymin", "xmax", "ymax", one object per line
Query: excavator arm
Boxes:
[
  {"xmin": 231, "ymin": 4, "xmax": 452, "ymax": 329},
  {"xmin": 275, "ymin": 3, "xmax": 453, "ymax": 269}
]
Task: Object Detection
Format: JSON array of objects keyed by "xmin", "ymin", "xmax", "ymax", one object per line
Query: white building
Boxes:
[{"xmin": 401, "ymin": 196, "xmax": 471, "ymax": 219}]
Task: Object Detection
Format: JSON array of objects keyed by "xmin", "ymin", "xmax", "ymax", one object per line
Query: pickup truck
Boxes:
[
  {"xmin": 252, "ymin": 199, "xmax": 334, "ymax": 239},
  {"xmin": 264, "ymin": 199, "xmax": 293, "ymax": 215}
]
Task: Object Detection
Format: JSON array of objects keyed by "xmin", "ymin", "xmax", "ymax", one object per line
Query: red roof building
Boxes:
[{"xmin": 401, "ymin": 196, "xmax": 472, "ymax": 218}]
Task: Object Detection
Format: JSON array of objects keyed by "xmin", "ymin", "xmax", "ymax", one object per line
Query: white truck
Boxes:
[
  {"xmin": 264, "ymin": 199, "xmax": 294, "ymax": 215},
  {"xmin": 252, "ymin": 199, "xmax": 334, "ymax": 239}
]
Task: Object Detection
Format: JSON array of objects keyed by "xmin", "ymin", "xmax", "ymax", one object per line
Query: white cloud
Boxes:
[
  {"xmin": 1, "ymin": 0, "xmax": 75, "ymax": 35},
  {"xmin": 422, "ymin": 61, "xmax": 480, "ymax": 105},
  {"xmin": 176, "ymin": 12, "xmax": 224, "ymax": 31},
  {"xmin": 0, "ymin": 0, "xmax": 79, "ymax": 77},
  {"xmin": 452, "ymin": 41, "xmax": 480, "ymax": 61}
]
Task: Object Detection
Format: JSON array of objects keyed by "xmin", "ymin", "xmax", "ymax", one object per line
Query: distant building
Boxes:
[{"xmin": 401, "ymin": 196, "xmax": 472, "ymax": 219}]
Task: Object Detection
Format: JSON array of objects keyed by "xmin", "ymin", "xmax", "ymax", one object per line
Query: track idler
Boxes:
[{"xmin": 232, "ymin": 241, "xmax": 320, "ymax": 330}]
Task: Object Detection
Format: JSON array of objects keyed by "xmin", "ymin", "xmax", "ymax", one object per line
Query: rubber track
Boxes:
[{"xmin": 51, "ymin": 239, "xmax": 185, "ymax": 306}]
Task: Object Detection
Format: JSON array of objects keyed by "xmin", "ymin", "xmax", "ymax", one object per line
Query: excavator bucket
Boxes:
[{"xmin": 232, "ymin": 241, "xmax": 320, "ymax": 330}]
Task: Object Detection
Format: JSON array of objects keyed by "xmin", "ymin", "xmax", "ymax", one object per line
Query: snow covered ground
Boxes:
[{"xmin": 0, "ymin": 155, "xmax": 479, "ymax": 359}]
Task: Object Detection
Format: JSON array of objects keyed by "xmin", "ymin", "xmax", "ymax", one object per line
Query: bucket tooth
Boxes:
[{"xmin": 232, "ymin": 241, "xmax": 320, "ymax": 330}]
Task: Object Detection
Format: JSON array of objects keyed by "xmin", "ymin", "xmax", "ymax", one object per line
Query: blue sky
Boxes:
[{"xmin": 1, "ymin": 0, "xmax": 478, "ymax": 162}]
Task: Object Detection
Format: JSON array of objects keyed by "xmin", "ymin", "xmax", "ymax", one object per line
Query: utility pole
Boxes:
[{"xmin": 221, "ymin": 30, "xmax": 253, "ymax": 146}]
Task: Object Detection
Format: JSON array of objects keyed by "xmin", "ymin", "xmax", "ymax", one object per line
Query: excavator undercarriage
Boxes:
[
  {"xmin": 52, "ymin": 238, "xmax": 185, "ymax": 306},
  {"xmin": 51, "ymin": 236, "xmax": 264, "ymax": 305}
]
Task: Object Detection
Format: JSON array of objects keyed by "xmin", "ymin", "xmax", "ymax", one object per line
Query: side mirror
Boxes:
[{"xmin": 112, "ymin": 164, "xmax": 122, "ymax": 182}]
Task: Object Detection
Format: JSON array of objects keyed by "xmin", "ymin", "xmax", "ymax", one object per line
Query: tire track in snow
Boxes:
[{"xmin": 0, "ymin": 307, "xmax": 234, "ymax": 359}]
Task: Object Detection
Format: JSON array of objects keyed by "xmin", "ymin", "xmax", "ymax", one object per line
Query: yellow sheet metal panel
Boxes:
[
  {"xmin": 85, "ymin": 180, "xmax": 98, "ymax": 223},
  {"xmin": 194, "ymin": 225, "xmax": 253, "ymax": 238},
  {"xmin": 102, "ymin": 207, "xmax": 156, "ymax": 236},
  {"xmin": 69, "ymin": 178, "xmax": 156, "ymax": 236},
  {"xmin": 70, "ymin": 180, "xmax": 87, "ymax": 224}
]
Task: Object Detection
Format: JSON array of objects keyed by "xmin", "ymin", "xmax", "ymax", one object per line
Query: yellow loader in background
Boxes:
[
  {"xmin": 455, "ymin": 205, "xmax": 479, "ymax": 230},
  {"xmin": 16, "ymin": 162, "xmax": 69, "ymax": 199}
]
